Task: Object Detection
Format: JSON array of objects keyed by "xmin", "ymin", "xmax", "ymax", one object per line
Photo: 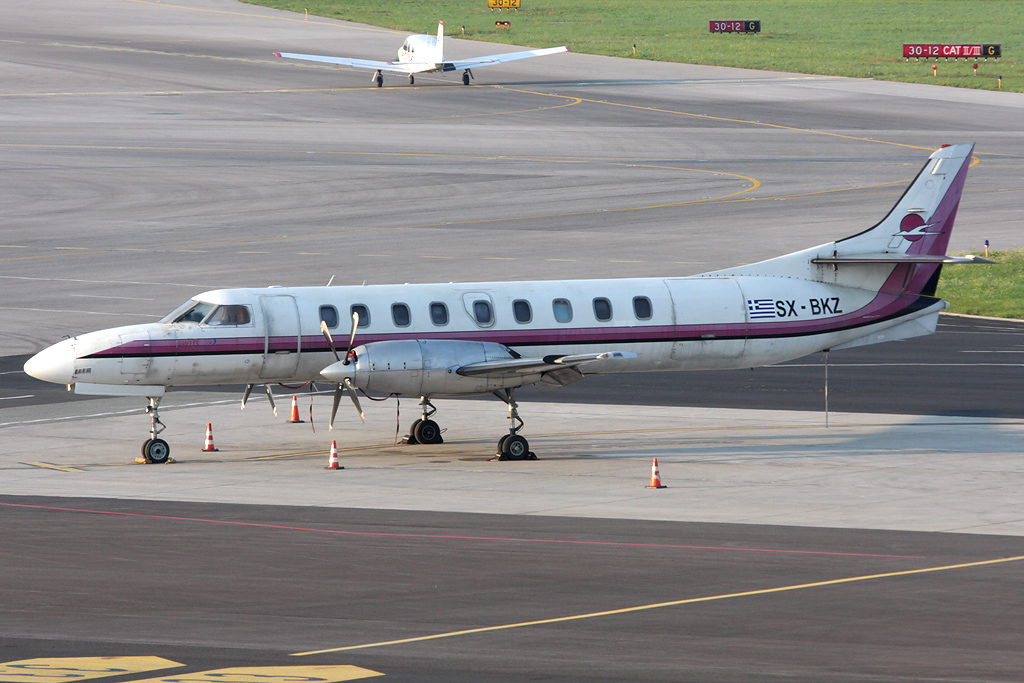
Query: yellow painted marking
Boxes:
[
  {"xmin": 294, "ymin": 555, "xmax": 1024, "ymax": 655},
  {"xmin": 0, "ymin": 657, "xmax": 183, "ymax": 683},
  {"xmin": 54, "ymin": 247, "xmax": 87, "ymax": 250},
  {"xmin": 127, "ymin": 666, "xmax": 382, "ymax": 683},
  {"xmin": 0, "ymin": 245, "xmax": 28, "ymax": 248},
  {"xmin": 23, "ymin": 462, "xmax": 83, "ymax": 473}
]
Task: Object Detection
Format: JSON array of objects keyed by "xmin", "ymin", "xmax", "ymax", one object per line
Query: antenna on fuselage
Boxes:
[{"xmin": 326, "ymin": 275, "xmax": 335, "ymax": 286}]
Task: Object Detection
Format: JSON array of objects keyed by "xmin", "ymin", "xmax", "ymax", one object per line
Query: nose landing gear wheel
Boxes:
[{"xmin": 144, "ymin": 438, "xmax": 171, "ymax": 464}]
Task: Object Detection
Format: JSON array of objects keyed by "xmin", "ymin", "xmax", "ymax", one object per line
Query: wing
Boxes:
[
  {"xmin": 457, "ymin": 351, "xmax": 635, "ymax": 386},
  {"xmin": 273, "ymin": 52, "xmax": 438, "ymax": 75},
  {"xmin": 447, "ymin": 46, "xmax": 569, "ymax": 71}
]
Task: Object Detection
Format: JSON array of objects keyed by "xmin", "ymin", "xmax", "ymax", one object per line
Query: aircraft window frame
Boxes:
[
  {"xmin": 633, "ymin": 296, "xmax": 653, "ymax": 321},
  {"xmin": 169, "ymin": 301, "xmax": 215, "ymax": 325},
  {"xmin": 513, "ymin": 299, "xmax": 532, "ymax": 324},
  {"xmin": 319, "ymin": 305, "xmax": 339, "ymax": 330},
  {"xmin": 552, "ymin": 298, "xmax": 573, "ymax": 323},
  {"xmin": 351, "ymin": 304, "xmax": 370, "ymax": 328},
  {"xmin": 593, "ymin": 297, "xmax": 613, "ymax": 322},
  {"xmin": 204, "ymin": 305, "xmax": 252, "ymax": 326},
  {"xmin": 392, "ymin": 303, "xmax": 411, "ymax": 328},
  {"xmin": 472, "ymin": 299, "xmax": 494, "ymax": 326},
  {"xmin": 430, "ymin": 302, "xmax": 449, "ymax": 326}
]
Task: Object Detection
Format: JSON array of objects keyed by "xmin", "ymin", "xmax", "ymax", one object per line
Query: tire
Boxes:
[
  {"xmin": 141, "ymin": 439, "xmax": 153, "ymax": 459},
  {"xmin": 462, "ymin": 72, "xmax": 470, "ymax": 86},
  {"xmin": 409, "ymin": 75, "xmax": 415, "ymax": 85},
  {"xmin": 497, "ymin": 434, "xmax": 510, "ymax": 454},
  {"xmin": 502, "ymin": 435, "xmax": 529, "ymax": 461},
  {"xmin": 414, "ymin": 419, "xmax": 442, "ymax": 444},
  {"xmin": 405, "ymin": 418, "xmax": 422, "ymax": 444},
  {"xmin": 145, "ymin": 438, "xmax": 171, "ymax": 464},
  {"xmin": 376, "ymin": 75, "xmax": 383, "ymax": 87}
]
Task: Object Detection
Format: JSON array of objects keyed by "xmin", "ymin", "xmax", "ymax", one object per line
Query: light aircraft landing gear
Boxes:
[
  {"xmin": 403, "ymin": 396, "xmax": 443, "ymax": 445},
  {"xmin": 495, "ymin": 388, "xmax": 535, "ymax": 461},
  {"xmin": 141, "ymin": 396, "xmax": 171, "ymax": 464},
  {"xmin": 373, "ymin": 70, "xmax": 383, "ymax": 87},
  {"xmin": 409, "ymin": 74, "xmax": 415, "ymax": 85},
  {"xmin": 462, "ymin": 69, "xmax": 472, "ymax": 86}
]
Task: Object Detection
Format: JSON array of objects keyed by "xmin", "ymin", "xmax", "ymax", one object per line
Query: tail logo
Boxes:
[{"xmin": 895, "ymin": 213, "xmax": 941, "ymax": 242}]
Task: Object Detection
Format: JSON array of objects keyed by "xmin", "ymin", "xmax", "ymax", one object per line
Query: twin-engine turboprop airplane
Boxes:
[
  {"xmin": 274, "ymin": 20, "xmax": 569, "ymax": 86},
  {"xmin": 25, "ymin": 144, "xmax": 991, "ymax": 464}
]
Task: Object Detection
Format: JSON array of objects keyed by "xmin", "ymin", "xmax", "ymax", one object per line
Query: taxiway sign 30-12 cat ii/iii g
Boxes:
[
  {"xmin": 274, "ymin": 21, "xmax": 569, "ymax": 86},
  {"xmin": 25, "ymin": 144, "xmax": 991, "ymax": 463}
]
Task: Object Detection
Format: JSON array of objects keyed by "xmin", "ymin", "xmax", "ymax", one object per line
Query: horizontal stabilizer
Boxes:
[{"xmin": 812, "ymin": 254, "xmax": 997, "ymax": 265}]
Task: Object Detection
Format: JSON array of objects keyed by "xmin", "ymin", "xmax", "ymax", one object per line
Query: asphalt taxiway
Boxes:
[{"xmin": 1, "ymin": 0, "xmax": 1023, "ymax": 680}]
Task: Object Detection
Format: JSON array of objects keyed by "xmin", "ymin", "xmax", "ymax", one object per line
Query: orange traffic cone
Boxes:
[
  {"xmin": 201, "ymin": 423, "xmax": 218, "ymax": 452},
  {"xmin": 288, "ymin": 395, "xmax": 304, "ymax": 423},
  {"xmin": 324, "ymin": 440, "xmax": 343, "ymax": 470},
  {"xmin": 645, "ymin": 457, "xmax": 666, "ymax": 488}
]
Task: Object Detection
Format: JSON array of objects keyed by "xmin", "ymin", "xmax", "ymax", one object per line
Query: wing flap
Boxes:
[{"xmin": 457, "ymin": 350, "xmax": 635, "ymax": 377}]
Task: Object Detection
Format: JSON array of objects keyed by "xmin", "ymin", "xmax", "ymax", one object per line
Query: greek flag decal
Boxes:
[{"xmin": 747, "ymin": 299, "xmax": 776, "ymax": 320}]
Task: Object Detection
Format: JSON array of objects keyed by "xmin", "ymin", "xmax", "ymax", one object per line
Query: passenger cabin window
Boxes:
[
  {"xmin": 633, "ymin": 296, "xmax": 653, "ymax": 320},
  {"xmin": 205, "ymin": 305, "xmax": 251, "ymax": 326},
  {"xmin": 513, "ymin": 300, "xmax": 532, "ymax": 324},
  {"xmin": 430, "ymin": 302, "xmax": 449, "ymax": 326},
  {"xmin": 552, "ymin": 298, "xmax": 573, "ymax": 323},
  {"xmin": 392, "ymin": 303, "xmax": 411, "ymax": 327},
  {"xmin": 593, "ymin": 297, "xmax": 612, "ymax": 322},
  {"xmin": 351, "ymin": 304, "xmax": 370, "ymax": 328},
  {"xmin": 319, "ymin": 305, "xmax": 339, "ymax": 329},
  {"xmin": 473, "ymin": 300, "xmax": 493, "ymax": 325},
  {"xmin": 172, "ymin": 301, "xmax": 214, "ymax": 324}
]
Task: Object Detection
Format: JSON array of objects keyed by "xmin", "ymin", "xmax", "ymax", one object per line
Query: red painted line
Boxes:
[{"xmin": 0, "ymin": 501, "xmax": 926, "ymax": 558}]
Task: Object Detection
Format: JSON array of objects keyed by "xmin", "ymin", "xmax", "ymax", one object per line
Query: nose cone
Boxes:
[{"xmin": 24, "ymin": 340, "xmax": 76, "ymax": 385}]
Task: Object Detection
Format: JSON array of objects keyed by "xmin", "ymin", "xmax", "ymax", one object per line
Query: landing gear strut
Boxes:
[
  {"xmin": 141, "ymin": 396, "xmax": 171, "ymax": 464},
  {"xmin": 495, "ymin": 388, "xmax": 534, "ymax": 461},
  {"xmin": 403, "ymin": 396, "xmax": 443, "ymax": 445}
]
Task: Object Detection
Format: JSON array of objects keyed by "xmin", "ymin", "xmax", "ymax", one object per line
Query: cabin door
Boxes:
[{"xmin": 258, "ymin": 295, "xmax": 301, "ymax": 379}]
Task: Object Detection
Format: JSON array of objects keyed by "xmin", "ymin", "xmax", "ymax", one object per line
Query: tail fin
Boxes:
[
  {"xmin": 817, "ymin": 143, "xmax": 976, "ymax": 297},
  {"xmin": 832, "ymin": 142, "xmax": 974, "ymax": 260},
  {"xmin": 436, "ymin": 21, "xmax": 444, "ymax": 62}
]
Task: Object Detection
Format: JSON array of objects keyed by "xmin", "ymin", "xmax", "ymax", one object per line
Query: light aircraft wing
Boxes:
[
  {"xmin": 273, "ymin": 52, "xmax": 436, "ymax": 74},
  {"xmin": 456, "ymin": 351, "xmax": 635, "ymax": 378},
  {"xmin": 447, "ymin": 46, "xmax": 569, "ymax": 72}
]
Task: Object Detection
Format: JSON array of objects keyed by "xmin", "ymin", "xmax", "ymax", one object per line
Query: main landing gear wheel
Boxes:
[
  {"xmin": 462, "ymin": 71, "xmax": 470, "ymax": 86},
  {"xmin": 144, "ymin": 438, "xmax": 171, "ymax": 464},
  {"xmin": 414, "ymin": 419, "xmax": 443, "ymax": 445},
  {"xmin": 409, "ymin": 74, "xmax": 415, "ymax": 85},
  {"xmin": 374, "ymin": 71, "xmax": 383, "ymax": 87},
  {"xmin": 499, "ymin": 434, "xmax": 531, "ymax": 461}
]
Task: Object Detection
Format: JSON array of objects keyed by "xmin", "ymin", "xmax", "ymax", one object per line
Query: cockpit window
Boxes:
[
  {"xmin": 205, "ymin": 305, "xmax": 251, "ymax": 326},
  {"xmin": 169, "ymin": 301, "xmax": 215, "ymax": 324}
]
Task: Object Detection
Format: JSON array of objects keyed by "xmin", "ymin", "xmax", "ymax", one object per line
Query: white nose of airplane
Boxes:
[{"xmin": 24, "ymin": 339, "xmax": 76, "ymax": 385}]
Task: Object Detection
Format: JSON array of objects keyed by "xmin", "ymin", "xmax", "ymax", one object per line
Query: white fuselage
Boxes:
[{"xmin": 30, "ymin": 271, "xmax": 942, "ymax": 398}]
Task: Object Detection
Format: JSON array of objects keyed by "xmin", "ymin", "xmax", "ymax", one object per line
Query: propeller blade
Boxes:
[
  {"xmin": 343, "ymin": 378, "xmax": 365, "ymax": 423},
  {"xmin": 320, "ymin": 320, "xmax": 340, "ymax": 362},
  {"xmin": 344, "ymin": 311, "xmax": 359, "ymax": 365},
  {"xmin": 329, "ymin": 385, "xmax": 343, "ymax": 431},
  {"xmin": 264, "ymin": 384, "xmax": 277, "ymax": 417}
]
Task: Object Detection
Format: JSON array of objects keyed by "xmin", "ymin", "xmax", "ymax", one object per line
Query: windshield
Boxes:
[{"xmin": 167, "ymin": 301, "xmax": 215, "ymax": 324}]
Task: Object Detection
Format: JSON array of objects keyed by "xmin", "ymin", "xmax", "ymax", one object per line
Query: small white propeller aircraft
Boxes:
[
  {"xmin": 274, "ymin": 20, "xmax": 569, "ymax": 86},
  {"xmin": 25, "ymin": 144, "xmax": 991, "ymax": 464}
]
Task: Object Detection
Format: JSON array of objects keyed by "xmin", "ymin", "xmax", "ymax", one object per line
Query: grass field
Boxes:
[
  {"xmin": 247, "ymin": 0, "xmax": 1022, "ymax": 92},
  {"xmin": 936, "ymin": 250, "xmax": 1024, "ymax": 319}
]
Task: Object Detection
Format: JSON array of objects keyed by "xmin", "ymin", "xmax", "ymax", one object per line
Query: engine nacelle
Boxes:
[{"xmin": 320, "ymin": 339, "xmax": 536, "ymax": 396}]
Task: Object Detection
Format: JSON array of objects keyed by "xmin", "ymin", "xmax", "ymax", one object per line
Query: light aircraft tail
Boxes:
[{"xmin": 436, "ymin": 21, "xmax": 444, "ymax": 63}]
